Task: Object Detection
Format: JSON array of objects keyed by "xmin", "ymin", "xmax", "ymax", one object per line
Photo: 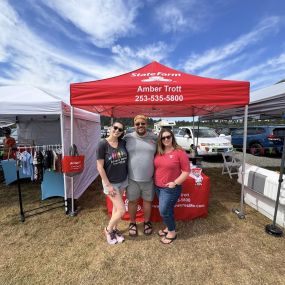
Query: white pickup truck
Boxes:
[{"xmin": 174, "ymin": 126, "xmax": 233, "ymax": 156}]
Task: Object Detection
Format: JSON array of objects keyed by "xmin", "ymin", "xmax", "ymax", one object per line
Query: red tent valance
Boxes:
[{"xmin": 70, "ymin": 61, "xmax": 249, "ymax": 117}]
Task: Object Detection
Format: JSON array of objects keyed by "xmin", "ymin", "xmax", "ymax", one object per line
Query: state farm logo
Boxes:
[
  {"xmin": 142, "ymin": 76, "xmax": 172, "ymax": 82},
  {"xmin": 131, "ymin": 71, "xmax": 181, "ymax": 83}
]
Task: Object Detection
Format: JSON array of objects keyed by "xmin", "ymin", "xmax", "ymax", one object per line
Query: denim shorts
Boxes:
[{"xmin": 102, "ymin": 177, "xmax": 128, "ymax": 195}]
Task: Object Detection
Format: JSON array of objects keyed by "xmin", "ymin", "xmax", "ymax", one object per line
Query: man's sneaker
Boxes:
[
  {"xmin": 114, "ymin": 229, "xmax": 125, "ymax": 243},
  {"xmin": 105, "ymin": 227, "xmax": 118, "ymax": 245}
]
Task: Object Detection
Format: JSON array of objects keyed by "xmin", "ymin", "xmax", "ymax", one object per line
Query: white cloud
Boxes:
[
  {"xmin": 0, "ymin": 1, "xmax": 173, "ymax": 100},
  {"xmin": 41, "ymin": 0, "xmax": 142, "ymax": 47},
  {"xmin": 0, "ymin": 0, "xmax": 19, "ymax": 62},
  {"xmin": 226, "ymin": 52, "xmax": 285, "ymax": 90},
  {"xmin": 0, "ymin": 1, "xmax": 136, "ymax": 99},
  {"xmin": 183, "ymin": 16, "xmax": 281, "ymax": 73},
  {"xmin": 199, "ymin": 54, "xmax": 248, "ymax": 78},
  {"xmin": 111, "ymin": 41, "xmax": 172, "ymax": 68},
  {"xmin": 154, "ymin": 0, "xmax": 211, "ymax": 33}
]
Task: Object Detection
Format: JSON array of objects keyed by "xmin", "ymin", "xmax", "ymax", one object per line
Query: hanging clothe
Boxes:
[
  {"xmin": 20, "ymin": 150, "xmax": 34, "ymax": 178},
  {"xmin": 33, "ymin": 150, "xmax": 44, "ymax": 182}
]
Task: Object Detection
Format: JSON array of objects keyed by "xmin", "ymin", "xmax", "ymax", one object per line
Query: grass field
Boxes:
[{"xmin": 0, "ymin": 168, "xmax": 284, "ymax": 285}]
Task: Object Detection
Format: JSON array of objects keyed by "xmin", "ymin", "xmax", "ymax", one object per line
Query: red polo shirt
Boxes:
[{"xmin": 154, "ymin": 149, "xmax": 190, "ymax": 187}]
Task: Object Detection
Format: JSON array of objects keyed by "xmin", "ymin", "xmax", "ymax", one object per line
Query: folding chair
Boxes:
[{"xmin": 222, "ymin": 151, "xmax": 241, "ymax": 179}]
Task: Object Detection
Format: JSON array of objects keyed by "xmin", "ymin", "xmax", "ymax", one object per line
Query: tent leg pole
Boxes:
[
  {"xmin": 60, "ymin": 110, "xmax": 68, "ymax": 214},
  {"xmin": 16, "ymin": 161, "xmax": 25, "ymax": 222},
  {"xmin": 69, "ymin": 106, "xmax": 77, "ymax": 217},
  {"xmin": 232, "ymin": 105, "xmax": 248, "ymax": 219},
  {"xmin": 265, "ymin": 136, "xmax": 285, "ymax": 237}
]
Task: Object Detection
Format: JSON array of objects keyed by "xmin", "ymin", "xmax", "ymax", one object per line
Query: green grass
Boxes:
[{"xmin": 0, "ymin": 168, "xmax": 284, "ymax": 285}]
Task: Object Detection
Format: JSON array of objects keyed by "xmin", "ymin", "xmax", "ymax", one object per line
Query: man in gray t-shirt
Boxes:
[{"xmin": 124, "ymin": 115, "xmax": 157, "ymax": 236}]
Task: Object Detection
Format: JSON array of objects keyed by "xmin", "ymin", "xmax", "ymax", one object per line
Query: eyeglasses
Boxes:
[
  {"xmin": 113, "ymin": 126, "xmax": 124, "ymax": 132},
  {"xmin": 135, "ymin": 122, "xmax": 146, "ymax": 127},
  {"xmin": 161, "ymin": 135, "xmax": 172, "ymax": 141}
]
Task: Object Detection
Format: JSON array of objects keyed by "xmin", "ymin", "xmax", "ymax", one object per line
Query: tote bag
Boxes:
[{"xmin": 62, "ymin": 144, "xmax": 85, "ymax": 176}]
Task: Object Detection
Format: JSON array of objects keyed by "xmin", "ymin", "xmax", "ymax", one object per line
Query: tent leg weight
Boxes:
[
  {"xmin": 232, "ymin": 208, "xmax": 245, "ymax": 219},
  {"xmin": 265, "ymin": 224, "xmax": 283, "ymax": 237},
  {"xmin": 66, "ymin": 198, "xmax": 79, "ymax": 216},
  {"xmin": 20, "ymin": 214, "xmax": 25, "ymax": 223}
]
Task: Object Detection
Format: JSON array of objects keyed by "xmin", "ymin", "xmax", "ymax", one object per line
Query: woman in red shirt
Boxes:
[
  {"xmin": 3, "ymin": 128, "xmax": 16, "ymax": 160},
  {"xmin": 154, "ymin": 128, "xmax": 190, "ymax": 244}
]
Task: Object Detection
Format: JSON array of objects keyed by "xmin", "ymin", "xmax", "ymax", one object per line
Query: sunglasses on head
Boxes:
[
  {"xmin": 161, "ymin": 135, "xmax": 172, "ymax": 141},
  {"xmin": 113, "ymin": 126, "xmax": 124, "ymax": 132},
  {"xmin": 135, "ymin": 122, "xmax": 146, "ymax": 126}
]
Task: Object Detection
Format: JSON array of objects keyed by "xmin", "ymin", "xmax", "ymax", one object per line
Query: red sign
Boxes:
[{"xmin": 106, "ymin": 174, "xmax": 210, "ymax": 222}]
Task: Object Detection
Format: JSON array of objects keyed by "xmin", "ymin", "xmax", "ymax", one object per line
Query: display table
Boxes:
[{"xmin": 106, "ymin": 173, "xmax": 210, "ymax": 222}]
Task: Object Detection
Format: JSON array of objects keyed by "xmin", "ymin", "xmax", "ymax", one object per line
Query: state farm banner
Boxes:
[
  {"xmin": 132, "ymin": 69, "xmax": 184, "ymax": 104},
  {"xmin": 106, "ymin": 174, "xmax": 210, "ymax": 222},
  {"xmin": 70, "ymin": 61, "xmax": 249, "ymax": 117}
]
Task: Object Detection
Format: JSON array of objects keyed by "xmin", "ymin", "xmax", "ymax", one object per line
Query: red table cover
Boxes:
[{"xmin": 105, "ymin": 173, "xmax": 210, "ymax": 222}]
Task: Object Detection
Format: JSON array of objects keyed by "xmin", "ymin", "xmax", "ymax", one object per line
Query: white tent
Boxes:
[
  {"xmin": 201, "ymin": 81, "xmax": 285, "ymax": 120},
  {"xmin": 0, "ymin": 85, "xmax": 101, "ymax": 200}
]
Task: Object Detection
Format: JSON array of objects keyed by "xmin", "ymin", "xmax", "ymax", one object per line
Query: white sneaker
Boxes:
[
  {"xmin": 114, "ymin": 229, "xmax": 125, "ymax": 243},
  {"xmin": 105, "ymin": 228, "xmax": 118, "ymax": 245}
]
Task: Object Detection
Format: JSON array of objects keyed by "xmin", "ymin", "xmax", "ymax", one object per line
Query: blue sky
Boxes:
[{"xmin": 1, "ymin": 0, "xmax": 285, "ymax": 120}]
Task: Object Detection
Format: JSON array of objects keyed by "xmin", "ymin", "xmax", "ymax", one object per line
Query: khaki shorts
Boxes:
[{"xmin": 126, "ymin": 179, "xmax": 154, "ymax": 202}]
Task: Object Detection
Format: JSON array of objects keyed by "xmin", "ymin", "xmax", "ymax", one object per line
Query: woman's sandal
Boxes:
[
  {"xmin": 143, "ymin": 221, "xmax": 153, "ymax": 235},
  {"xmin": 160, "ymin": 235, "xmax": 177, "ymax": 244},
  {"xmin": 157, "ymin": 229, "xmax": 168, "ymax": 237},
  {"xmin": 129, "ymin": 223, "xmax": 138, "ymax": 237}
]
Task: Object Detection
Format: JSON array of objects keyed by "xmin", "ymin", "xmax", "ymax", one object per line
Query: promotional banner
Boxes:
[{"xmin": 106, "ymin": 174, "xmax": 210, "ymax": 222}]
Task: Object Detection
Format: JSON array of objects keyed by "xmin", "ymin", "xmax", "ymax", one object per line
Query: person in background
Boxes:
[
  {"xmin": 124, "ymin": 115, "xmax": 157, "ymax": 237},
  {"xmin": 3, "ymin": 127, "xmax": 16, "ymax": 160},
  {"xmin": 154, "ymin": 128, "xmax": 190, "ymax": 244},
  {"xmin": 96, "ymin": 121, "xmax": 128, "ymax": 245}
]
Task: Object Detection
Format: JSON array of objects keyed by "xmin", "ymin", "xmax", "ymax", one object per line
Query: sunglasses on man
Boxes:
[{"xmin": 135, "ymin": 122, "xmax": 146, "ymax": 127}]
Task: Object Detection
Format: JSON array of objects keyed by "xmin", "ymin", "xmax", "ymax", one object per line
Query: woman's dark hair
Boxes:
[
  {"xmin": 3, "ymin": 127, "xmax": 11, "ymax": 135},
  {"xmin": 112, "ymin": 121, "xmax": 125, "ymax": 140},
  {"xmin": 157, "ymin": 128, "xmax": 182, "ymax": 154}
]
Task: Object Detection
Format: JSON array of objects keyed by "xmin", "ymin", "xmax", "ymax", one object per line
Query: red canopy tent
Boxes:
[
  {"xmin": 69, "ymin": 61, "xmax": 250, "ymax": 219},
  {"xmin": 70, "ymin": 61, "xmax": 249, "ymax": 117}
]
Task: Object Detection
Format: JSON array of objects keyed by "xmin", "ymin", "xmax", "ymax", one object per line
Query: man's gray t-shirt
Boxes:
[{"xmin": 124, "ymin": 132, "xmax": 157, "ymax": 182}]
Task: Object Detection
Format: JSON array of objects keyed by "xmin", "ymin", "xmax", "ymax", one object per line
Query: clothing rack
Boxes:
[
  {"xmin": 16, "ymin": 144, "xmax": 62, "ymax": 151},
  {"xmin": 14, "ymin": 144, "xmax": 64, "ymax": 222}
]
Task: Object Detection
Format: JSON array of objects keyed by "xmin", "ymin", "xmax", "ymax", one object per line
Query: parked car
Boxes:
[
  {"xmin": 175, "ymin": 126, "xmax": 233, "ymax": 156},
  {"xmin": 215, "ymin": 127, "xmax": 238, "ymax": 142},
  {"xmin": 100, "ymin": 129, "xmax": 108, "ymax": 138},
  {"xmin": 231, "ymin": 125, "xmax": 285, "ymax": 155},
  {"xmin": 125, "ymin": 127, "xmax": 135, "ymax": 134}
]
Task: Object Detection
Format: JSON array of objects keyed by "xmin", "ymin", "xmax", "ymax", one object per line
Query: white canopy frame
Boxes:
[{"xmin": 0, "ymin": 85, "xmax": 101, "ymax": 216}]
